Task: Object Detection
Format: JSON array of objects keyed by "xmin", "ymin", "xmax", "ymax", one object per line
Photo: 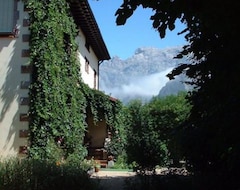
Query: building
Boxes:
[{"xmin": 0, "ymin": 0, "xmax": 110, "ymax": 158}]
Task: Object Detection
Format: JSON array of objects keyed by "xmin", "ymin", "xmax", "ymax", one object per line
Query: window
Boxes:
[
  {"xmin": 63, "ymin": 33, "xmax": 71, "ymax": 55},
  {"xmin": 94, "ymin": 69, "xmax": 97, "ymax": 89},
  {"xmin": 85, "ymin": 39, "xmax": 90, "ymax": 52},
  {"xmin": 85, "ymin": 57, "xmax": 89, "ymax": 74},
  {"xmin": 0, "ymin": 0, "xmax": 15, "ymax": 34}
]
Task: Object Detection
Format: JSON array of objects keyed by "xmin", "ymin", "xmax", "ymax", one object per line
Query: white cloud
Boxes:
[{"xmin": 100, "ymin": 67, "xmax": 173, "ymax": 101}]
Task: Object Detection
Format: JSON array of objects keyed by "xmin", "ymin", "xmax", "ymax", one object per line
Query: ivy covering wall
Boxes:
[{"xmin": 25, "ymin": 0, "xmax": 124, "ymax": 161}]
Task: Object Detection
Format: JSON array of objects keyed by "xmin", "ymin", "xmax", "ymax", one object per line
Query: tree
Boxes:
[
  {"xmin": 124, "ymin": 93, "xmax": 190, "ymax": 172},
  {"xmin": 115, "ymin": 0, "xmax": 240, "ymax": 188},
  {"xmin": 147, "ymin": 92, "xmax": 191, "ymax": 166},
  {"xmin": 124, "ymin": 99, "xmax": 169, "ymax": 172}
]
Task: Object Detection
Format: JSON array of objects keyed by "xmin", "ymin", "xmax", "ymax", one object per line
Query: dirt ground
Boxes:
[
  {"xmin": 90, "ymin": 170, "xmax": 136, "ymax": 190},
  {"xmin": 89, "ymin": 168, "xmax": 190, "ymax": 190}
]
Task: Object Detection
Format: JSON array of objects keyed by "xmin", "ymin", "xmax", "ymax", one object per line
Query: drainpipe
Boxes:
[{"xmin": 98, "ymin": 60, "xmax": 103, "ymax": 90}]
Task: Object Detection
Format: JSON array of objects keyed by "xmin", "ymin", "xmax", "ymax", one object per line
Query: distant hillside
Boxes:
[
  {"xmin": 99, "ymin": 46, "xmax": 190, "ymax": 103},
  {"xmin": 158, "ymin": 74, "xmax": 192, "ymax": 97}
]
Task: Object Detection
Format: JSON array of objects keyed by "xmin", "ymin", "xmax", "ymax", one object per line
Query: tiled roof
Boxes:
[{"xmin": 68, "ymin": 0, "xmax": 111, "ymax": 61}]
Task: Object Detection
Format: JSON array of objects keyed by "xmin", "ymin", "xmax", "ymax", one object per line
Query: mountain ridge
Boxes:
[{"xmin": 99, "ymin": 46, "xmax": 190, "ymax": 103}]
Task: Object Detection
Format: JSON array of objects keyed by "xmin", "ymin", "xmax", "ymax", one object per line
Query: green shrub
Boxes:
[
  {"xmin": 0, "ymin": 158, "xmax": 97, "ymax": 190},
  {"xmin": 111, "ymin": 151, "xmax": 137, "ymax": 170}
]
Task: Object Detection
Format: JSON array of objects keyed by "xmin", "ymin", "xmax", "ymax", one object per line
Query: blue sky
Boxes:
[{"xmin": 89, "ymin": 0, "xmax": 187, "ymax": 59}]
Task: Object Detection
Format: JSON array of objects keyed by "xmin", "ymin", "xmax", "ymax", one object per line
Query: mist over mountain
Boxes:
[{"xmin": 99, "ymin": 46, "xmax": 191, "ymax": 104}]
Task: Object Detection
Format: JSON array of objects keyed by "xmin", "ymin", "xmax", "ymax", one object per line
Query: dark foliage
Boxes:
[
  {"xmin": 115, "ymin": 0, "xmax": 240, "ymax": 188},
  {"xmin": 124, "ymin": 93, "xmax": 190, "ymax": 171}
]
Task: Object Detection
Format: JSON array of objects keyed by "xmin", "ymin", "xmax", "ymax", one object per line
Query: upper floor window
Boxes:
[
  {"xmin": 85, "ymin": 39, "xmax": 90, "ymax": 52},
  {"xmin": 85, "ymin": 57, "xmax": 89, "ymax": 74},
  {"xmin": 0, "ymin": 0, "xmax": 15, "ymax": 35},
  {"xmin": 64, "ymin": 33, "xmax": 71, "ymax": 55},
  {"xmin": 94, "ymin": 69, "xmax": 97, "ymax": 89}
]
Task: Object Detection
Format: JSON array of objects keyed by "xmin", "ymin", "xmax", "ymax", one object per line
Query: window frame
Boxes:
[{"xmin": 0, "ymin": 0, "xmax": 18, "ymax": 37}]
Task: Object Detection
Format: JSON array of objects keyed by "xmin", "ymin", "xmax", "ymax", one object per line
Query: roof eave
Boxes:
[{"xmin": 68, "ymin": 0, "xmax": 111, "ymax": 61}]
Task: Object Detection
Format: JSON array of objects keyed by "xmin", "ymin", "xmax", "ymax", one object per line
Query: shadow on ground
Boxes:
[
  {"xmin": 90, "ymin": 172, "xmax": 193, "ymax": 190},
  {"xmin": 91, "ymin": 175, "xmax": 139, "ymax": 190}
]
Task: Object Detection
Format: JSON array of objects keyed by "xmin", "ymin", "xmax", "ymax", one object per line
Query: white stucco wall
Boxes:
[
  {"xmin": 0, "ymin": 1, "xmax": 29, "ymax": 158},
  {"xmin": 76, "ymin": 29, "xmax": 99, "ymax": 89}
]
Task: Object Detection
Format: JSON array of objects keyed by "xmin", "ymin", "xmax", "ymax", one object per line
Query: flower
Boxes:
[{"xmin": 56, "ymin": 161, "xmax": 61, "ymax": 166}]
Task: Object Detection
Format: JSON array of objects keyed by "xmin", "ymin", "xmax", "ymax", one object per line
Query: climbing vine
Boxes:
[{"xmin": 25, "ymin": 0, "xmax": 124, "ymax": 161}]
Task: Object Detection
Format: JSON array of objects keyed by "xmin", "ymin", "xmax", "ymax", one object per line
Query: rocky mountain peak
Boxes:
[{"xmin": 99, "ymin": 46, "xmax": 191, "ymax": 104}]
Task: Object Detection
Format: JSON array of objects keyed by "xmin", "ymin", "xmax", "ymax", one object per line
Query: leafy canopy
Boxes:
[
  {"xmin": 115, "ymin": 0, "xmax": 240, "ymax": 185},
  {"xmin": 124, "ymin": 92, "xmax": 191, "ymax": 171}
]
